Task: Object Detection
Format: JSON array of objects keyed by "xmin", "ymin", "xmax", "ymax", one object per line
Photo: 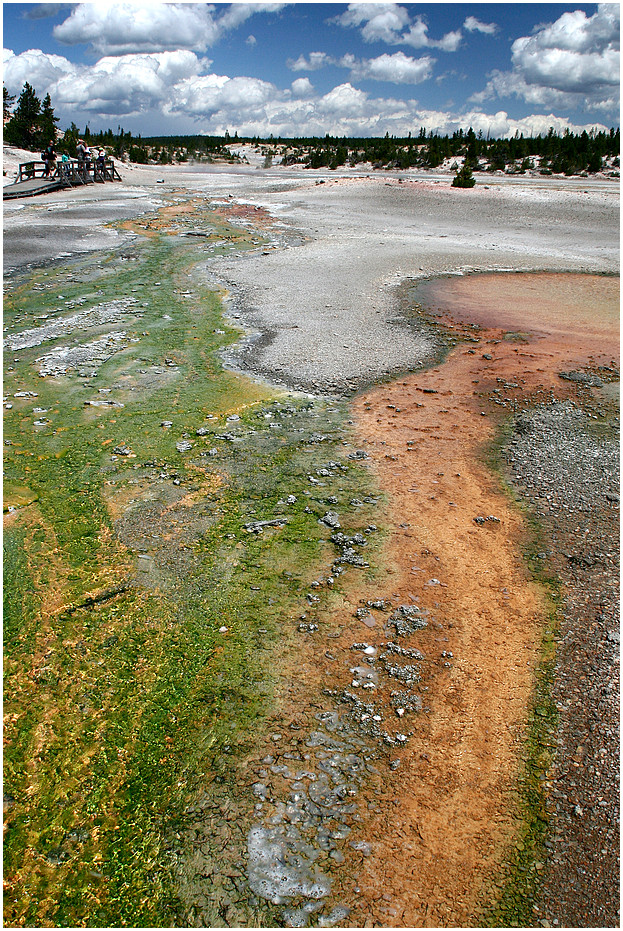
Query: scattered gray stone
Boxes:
[
  {"xmin": 84, "ymin": 398, "xmax": 124, "ymax": 408},
  {"xmin": 390, "ymin": 690, "xmax": 423, "ymax": 713},
  {"xmin": 4, "ymin": 297, "xmax": 140, "ymax": 352},
  {"xmin": 559, "ymin": 370, "xmax": 603, "ymax": 388},
  {"xmin": 244, "ymin": 518, "xmax": 289, "ymax": 533},
  {"xmin": 384, "ymin": 663, "xmax": 421, "ymax": 685},
  {"xmin": 282, "ymin": 907, "xmax": 309, "ymax": 927},
  {"xmin": 334, "ymin": 547, "xmax": 369, "ymax": 569},
  {"xmin": 382, "ymin": 642, "xmax": 423, "ymax": 660},
  {"xmin": 36, "ymin": 332, "xmax": 129, "ymax": 377},
  {"xmin": 350, "ymin": 665, "xmax": 379, "ymax": 687},
  {"xmin": 319, "ymin": 511, "xmax": 341, "ymax": 529},
  {"xmin": 387, "ymin": 605, "xmax": 428, "ymax": 637}
]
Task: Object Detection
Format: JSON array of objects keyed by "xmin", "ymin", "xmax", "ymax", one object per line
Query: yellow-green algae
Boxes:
[{"xmin": 3, "ymin": 202, "xmax": 383, "ymax": 927}]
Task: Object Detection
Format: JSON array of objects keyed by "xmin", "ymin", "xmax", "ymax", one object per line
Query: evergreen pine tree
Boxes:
[
  {"xmin": 3, "ymin": 84, "xmax": 16, "ymax": 122},
  {"xmin": 452, "ymin": 162, "xmax": 476, "ymax": 188},
  {"xmin": 60, "ymin": 122, "xmax": 80, "ymax": 156},
  {"xmin": 38, "ymin": 93, "xmax": 59, "ymax": 147},
  {"xmin": 4, "ymin": 82, "xmax": 41, "ymax": 149}
]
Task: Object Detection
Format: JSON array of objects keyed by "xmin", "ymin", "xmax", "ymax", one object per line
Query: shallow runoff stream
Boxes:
[{"xmin": 3, "ymin": 190, "xmax": 432, "ymax": 927}]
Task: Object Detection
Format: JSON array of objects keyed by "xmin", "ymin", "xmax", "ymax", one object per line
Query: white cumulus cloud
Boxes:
[
  {"xmin": 527, "ymin": 3, "xmax": 619, "ymax": 54},
  {"xmin": 473, "ymin": 3, "xmax": 619, "ymax": 116},
  {"xmin": 334, "ymin": 3, "xmax": 411, "ymax": 43},
  {"xmin": 3, "ymin": 47, "xmax": 205, "ymax": 117},
  {"xmin": 3, "ymin": 47, "xmax": 76, "ymax": 93},
  {"xmin": 333, "ymin": 4, "xmax": 464, "ymax": 51},
  {"xmin": 82, "ymin": 50, "xmax": 203, "ymax": 115},
  {"xmin": 291, "ymin": 77, "xmax": 314, "ymax": 98},
  {"xmin": 349, "ymin": 52, "xmax": 435, "ymax": 84},
  {"xmin": 53, "ymin": 3, "xmax": 220, "ymax": 54},
  {"xmin": 52, "ymin": 2, "xmax": 286, "ymax": 55},
  {"xmin": 216, "ymin": 3, "xmax": 287, "ymax": 33},
  {"xmin": 288, "ymin": 49, "xmax": 435, "ymax": 85},
  {"xmin": 464, "ymin": 16, "xmax": 498, "ymax": 36},
  {"xmin": 288, "ymin": 51, "xmax": 333, "ymax": 72},
  {"xmin": 318, "ymin": 82, "xmax": 369, "ymax": 116},
  {"xmin": 166, "ymin": 73, "xmax": 277, "ymax": 121}
]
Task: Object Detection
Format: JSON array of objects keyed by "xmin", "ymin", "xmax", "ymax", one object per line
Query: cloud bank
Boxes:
[
  {"xmin": 3, "ymin": 3, "xmax": 617, "ymax": 138},
  {"xmin": 288, "ymin": 50, "xmax": 435, "ymax": 85}
]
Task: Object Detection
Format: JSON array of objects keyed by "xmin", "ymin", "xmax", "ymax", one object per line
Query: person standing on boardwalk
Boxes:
[
  {"xmin": 76, "ymin": 138, "xmax": 88, "ymax": 173},
  {"xmin": 43, "ymin": 141, "xmax": 56, "ymax": 177}
]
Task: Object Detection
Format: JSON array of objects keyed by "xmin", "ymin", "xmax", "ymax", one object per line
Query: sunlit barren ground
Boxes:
[{"xmin": 3, "ymin": 154, "xmax": 619, "ymax": 928}]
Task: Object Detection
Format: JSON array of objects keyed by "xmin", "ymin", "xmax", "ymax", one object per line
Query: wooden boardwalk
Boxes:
[{"xmin": 3, "ymin": 157, "xmax": 122, "ymax": 200}]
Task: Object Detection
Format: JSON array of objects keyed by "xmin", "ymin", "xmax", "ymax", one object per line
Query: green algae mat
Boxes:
[{"xmin": 3, "ymin": 199, "xmax": 383, "ymax": 927}]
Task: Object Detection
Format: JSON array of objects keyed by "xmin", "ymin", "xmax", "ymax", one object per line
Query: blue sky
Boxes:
[{"xmin": 3, "ymin": 2, "xmax": 620, "ymax": 138}]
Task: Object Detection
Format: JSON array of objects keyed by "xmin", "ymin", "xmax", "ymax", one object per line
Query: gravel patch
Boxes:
[{"xmin": 504, "ymin": 396, "xmax": 620, "ymax": 927}]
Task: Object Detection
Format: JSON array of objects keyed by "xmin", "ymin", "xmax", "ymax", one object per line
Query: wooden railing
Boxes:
[{"xmin": 17, "ymin": 157, "xmax": 122, "ymax": 186}]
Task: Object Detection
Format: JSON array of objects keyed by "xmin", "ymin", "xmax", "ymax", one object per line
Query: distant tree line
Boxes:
[
  {"xmin": 3, "ymin": 82, "xmax": 620, "ymax": 177},
  {"xmin": 273, "ymin": 126, "xmax": 620, "ymax": 176}
]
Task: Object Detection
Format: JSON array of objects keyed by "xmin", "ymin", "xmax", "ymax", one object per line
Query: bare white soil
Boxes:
[
  {"xmin": 190, "ymin": 164, "xmax": 618, "ymax": 393},
  {"xmin": 3, "ymin": 149, "xmax": 619, "ymax": 394}
]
